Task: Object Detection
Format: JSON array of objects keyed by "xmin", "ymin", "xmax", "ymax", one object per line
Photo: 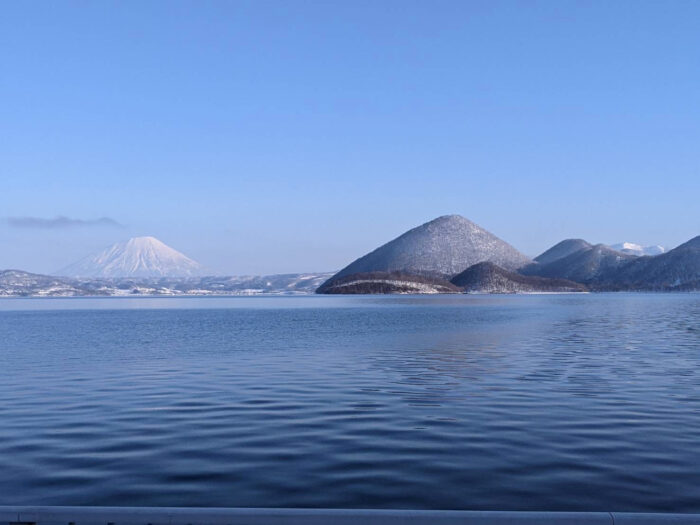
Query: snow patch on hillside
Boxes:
[{"xmin": 610, "ymin": 242, "xmax": 666, "ymax": 256}]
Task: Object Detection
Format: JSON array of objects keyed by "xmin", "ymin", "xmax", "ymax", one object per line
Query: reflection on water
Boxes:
[{"xmin": 0, "ymin": 294, "xmax": 698, "ymax": 511}]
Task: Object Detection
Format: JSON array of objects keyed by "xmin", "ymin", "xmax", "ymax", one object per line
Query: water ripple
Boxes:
[{"xmin": 0, "ymin": 294, "xmax": 699, "ymax": 511}]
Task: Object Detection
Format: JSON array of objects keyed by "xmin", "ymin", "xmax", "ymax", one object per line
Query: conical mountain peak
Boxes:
[
  {"xmin": 56, "ymin": 237, "xmax": 207, "ymax": 278},
  {"xmin": 328, "ymin": 215, "xmax": 531, "ymax": 281}
]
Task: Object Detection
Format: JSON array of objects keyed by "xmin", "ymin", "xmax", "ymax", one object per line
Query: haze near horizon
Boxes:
[{"xmin": 1, "ymin": 1, "xmax": 699, "ymax": 275}]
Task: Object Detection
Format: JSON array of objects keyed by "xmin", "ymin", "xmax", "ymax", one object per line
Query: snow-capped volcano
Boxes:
[
  {"xmin": 56, "ymin": 236, "xmax": 208, "ymax": 278},
  {"xmin": 609, "ymin": 242, "xmax": 666, "ymax": 256}
]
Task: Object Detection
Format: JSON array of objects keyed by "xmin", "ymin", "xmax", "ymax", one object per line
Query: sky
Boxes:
[{"xmin": 1, "ymin": 0, "xmax": 699, "ymax": 275}]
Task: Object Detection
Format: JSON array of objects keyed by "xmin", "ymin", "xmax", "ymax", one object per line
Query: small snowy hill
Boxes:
[
  {"xmin": 56, "ymin": 237, "xmax": 208, "ymax": 278},
  {"xmin": 534, "ymin": 239, "xmax": 593, "ymax": 265},
  {"xmin": 451, "ymin": 262, "xmax": 587, "ymax": 293}
]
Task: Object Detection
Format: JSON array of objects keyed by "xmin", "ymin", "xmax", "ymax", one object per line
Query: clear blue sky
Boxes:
[{"xmin": 1, "ymin": 0, "xmax": 699, "ymax": 275}]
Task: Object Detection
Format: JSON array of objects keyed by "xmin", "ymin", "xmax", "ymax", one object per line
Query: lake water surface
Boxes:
[{"xmin": 1, "ymin": 294, "xmax": 699, "ymax": 511}]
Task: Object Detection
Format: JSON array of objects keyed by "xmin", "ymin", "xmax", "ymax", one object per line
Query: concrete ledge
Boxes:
[{"xmin": 0, "ymin": 507, "xmax": 698, "ymax": 525}]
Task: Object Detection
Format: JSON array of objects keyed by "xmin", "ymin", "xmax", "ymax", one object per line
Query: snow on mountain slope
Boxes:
[
  {"xmin": 609, "ymin": 242, "xmax": 666, "ymax": 256},
  {"xmin": 326, "ymin": 215, "xmax": 532, "ymax": 282},
  {"xmin": 56, "ymin": 237, "xmax": 208, "ymax": 278}
]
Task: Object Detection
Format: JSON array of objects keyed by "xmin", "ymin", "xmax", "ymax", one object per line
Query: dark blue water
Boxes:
[{"xmin": 0, "ymin": 294, "xmax": 699, "ymax": 511}]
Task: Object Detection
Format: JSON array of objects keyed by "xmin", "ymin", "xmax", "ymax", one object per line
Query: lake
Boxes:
[{"xmin": 0, "ymin": 294, "xmax": 699, "ymax": 511}]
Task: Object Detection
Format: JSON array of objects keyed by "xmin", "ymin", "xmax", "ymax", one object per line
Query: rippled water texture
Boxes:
[{"xmin": 0, "ymin": 294, "xmax": 699, "ymax": 511}]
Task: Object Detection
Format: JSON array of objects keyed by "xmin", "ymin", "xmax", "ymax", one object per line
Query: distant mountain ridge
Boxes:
[
  {"xmin": 0, "ymin": 270, "xmax": 333, "ymax": 296},
  {"xmin": 523, "ymin": 243, "xmax": 636, "ymax": 283},
  {"xmin": 609, "ymin": 242, "xmax": 666, "ymax": 256},
  {"xmin": 599, "ymin": 236, "xmax": 700, "ymax": 290},
  {"xmin": 0, "ymin": 269, "xmax": 88, "ymax": 296},
  {"xmin": 57, "ymin": 236, "xmax": 207, "ymax": 278},
  {"xmin": 527, "ymin": 236, "xmax": 698, "ymax": 290}
]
